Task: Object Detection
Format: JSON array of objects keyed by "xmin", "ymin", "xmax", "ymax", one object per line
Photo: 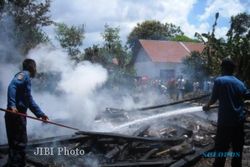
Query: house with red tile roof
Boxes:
[{"xmin": 134, "ymin": 39, "xmax": 204, "ymax": 80}]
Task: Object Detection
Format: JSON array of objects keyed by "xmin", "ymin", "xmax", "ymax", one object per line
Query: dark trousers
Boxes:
[
  {"xmin": 213, "ymin": 125, "xmax": 244, "ymax": 167},
  {"xmin": 176, "ymin": 89, "xmax": 184, "ymax": 100},
  {"xmin": 5, "ymin": 112, "xmax": 27, "ymax": 167}
]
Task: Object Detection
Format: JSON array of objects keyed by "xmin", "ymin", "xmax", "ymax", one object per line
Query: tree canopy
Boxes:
[
  {"xmin": 0, "ymin": 0, "xmax": 52, "ymax": 54},
  {"xmin": 127, "ymin": 20, "xmax": 183, "ymax": 54},
  {"xmin": 1, "ymin": 1, "xmax": 249, "ymax": 86},
  {"xmin": 55, "ymin": 23, "xmax": 85, "ymax": 61},
  {"xmin": 172, "ymin": 35, "xmax": 200, "ymax": 42},
  {"xmin": 102, "ymin": 24, "xmax": 121, "ymax": 51},
  {"xmin": 225, "ymin": 13, "xmax": 250, "ymax": 83},
  {"xmin": 182, "ymin": 51, "xmax": 208, "ymax": 82},
  {"xmin": 185, "ymin": 12, "xmax": 250, "ymax": 86}
]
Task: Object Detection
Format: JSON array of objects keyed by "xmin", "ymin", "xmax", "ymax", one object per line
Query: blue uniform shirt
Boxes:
[
  {"xmin": 7, "ymin": 70, "xmax": 45, "ymax": 118},
  {"xmin": 211, "ymin": 75, "xmax": 247, "ymax": 126}
]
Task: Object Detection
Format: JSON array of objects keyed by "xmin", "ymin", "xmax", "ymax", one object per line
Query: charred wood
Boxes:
[
  {"xmin": 101, "ymin": 158, "xmax": 175, "ymax": 167},
  {"xmin": 75, "ymin": 130, "xmax": 184, "ymax": 145},
  {"xmin": 140, "ymin": 148, "xmax": 159, "ymax": 160}
]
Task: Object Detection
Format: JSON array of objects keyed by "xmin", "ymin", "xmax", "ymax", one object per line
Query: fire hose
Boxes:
[
  {"xmin": 0, "ymin": 108, "xmax": 80, "ymax": 131},
  {"xmin": 0, "ymin": 108, "xmax": 185, "ymax": 143}
]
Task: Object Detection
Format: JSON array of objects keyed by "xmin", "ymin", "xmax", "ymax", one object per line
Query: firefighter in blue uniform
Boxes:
[
  {"xmin": 203, "ymin": 58, "xmax": 250, "ymax": 167},
  {"xmin": 5, "ymin": 59, "xmax": 48, "ymax": 167}
]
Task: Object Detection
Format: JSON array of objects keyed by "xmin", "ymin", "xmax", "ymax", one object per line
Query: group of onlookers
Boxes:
[{"xmin": 134, "ymin": 75, "xmax": 214, "ymax": 100}]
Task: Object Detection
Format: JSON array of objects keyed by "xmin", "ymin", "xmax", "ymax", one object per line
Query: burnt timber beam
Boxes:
[
  {"xmin": 104, "ymin": 125, "xmax": 150, "ymax": 159},
  {"xmin": 75, "ymin": 130, "xmax": 184, "ymax": 145},
  {"xmin": 106, "ymin": 94, "xmax": 210, "ymax": 112},
  {"xmin": 101, "ymin": 158, "xmax": 175, "ymax": 167}
]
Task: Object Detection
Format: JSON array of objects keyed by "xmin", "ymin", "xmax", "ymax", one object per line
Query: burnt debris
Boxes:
[{"xmin": 0, "ymin": 109, "xmax": 217, "ymax": 167}]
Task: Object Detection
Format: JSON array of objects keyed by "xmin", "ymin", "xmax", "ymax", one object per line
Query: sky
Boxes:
[{"xmin": 45, "ymin": 0, "xmax": 250, "ymax": 48}]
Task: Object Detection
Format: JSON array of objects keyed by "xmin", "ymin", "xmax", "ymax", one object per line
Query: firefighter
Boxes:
[
  {"xmin": 4, "ymin": 59, "xmax": 49, "ymax": 167},
  {"xmin": 203, "ymin": 58, "xmax": 250, "ymax": 167}
]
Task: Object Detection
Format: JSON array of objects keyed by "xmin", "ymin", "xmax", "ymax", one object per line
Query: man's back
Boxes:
[
  {"xmin": 212, "ymin": 75, "xmax": 246, "ymax": 126},
  {"xmin": 177, "ymin": 78, "xmax": 185, "ymax": 90},
  {"xmin": 8, "ymin": 71, "xmax": 29, "ymax": 111},
  {"xmin": 202, "ymin": 59, "xmax": 247, "ymax": 167},
  {"xmin": 4, "ymin": 59, "xmax": 48, "ymax": 167},
  {"xmin": 7, "ymin": 70, "xmax": 45, "ymax": 117}
]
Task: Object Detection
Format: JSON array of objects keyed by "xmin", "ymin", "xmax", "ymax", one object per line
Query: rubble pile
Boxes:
[{"xmin": 0, "ymin": 111, "xmax": 217, "ymax": 167}]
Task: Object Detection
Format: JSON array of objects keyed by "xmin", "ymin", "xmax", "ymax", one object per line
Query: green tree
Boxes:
[
  {"xmin": 182, "ymin": 51, "xmax": 208, "ymax": 81},
  {"xmin": 192, "ymin": 12, "xmax": 250, "ymax": 86},
  {"xmin": 83, "ymin": 25, "xmax": 134, "ymax": 88},
  {"xmin": 102, "ymin": 24, "xmax": 121, "ymax": 51},
  {"xmin": 194, "ymin": 12, "xmax": 225, "ymax": 76},
  {"xmin": 84, "ymin": 44, "xmax": 106, "ymax": 64},
  {"xmin": 101, "ymin": 24, "xmax": 132, "ymax": 68},
  {"xmin": 127, "ymin": 20, "xmax": 183, "ymax": 56},
  {"xmin": 172, "ymin": 35, "xmax": 200, "ymax": 42},
  {"xmin": 55, "ymin": 23, "xmax": 85, "ymax": 61},
  {"xmin": 182, "ymin": 13, "xmax": 226, "ymax": 81},
  {"xmin": 225, "ymin": 13, "xmax": 250, "ymax": 83},
  {"xmin": 1, "ymin": 0, "xmax": 52, "ymax": 54}
]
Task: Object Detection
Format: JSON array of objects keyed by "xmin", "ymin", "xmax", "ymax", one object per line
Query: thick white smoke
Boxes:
[
  {"xmin": 0, "ymin": 15, "xmax": 22, "ymax": 144},
  {"xmin": 25, "ymin": 44, "xmax": 109, "ymax": 139},
  {"xmin": 0, "ymin": 38, "xmax": 164, "ymax": 144},
  {"xmin": 0, "ymin": 35, "xmax": 109, "ymax": 143},
  {"xmin": 0, "ymin": 16, "xmax": 169, "ymax": 145}
]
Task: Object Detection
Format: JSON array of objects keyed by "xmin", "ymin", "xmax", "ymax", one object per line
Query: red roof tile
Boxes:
[{"xmin": 139, "ymin": 40, "xmax": 204, "ymax": 63}]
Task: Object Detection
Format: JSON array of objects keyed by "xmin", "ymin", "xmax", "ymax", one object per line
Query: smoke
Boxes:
[
  {"xmin": 0, "ymin": 15, "xmax": 22, "ymax": 94},
  {"xmin": 0, "ymin": 13, "xmax": 110, "ymax": 143},
  {"xmin": 25, "ymin": 44, "xmax": 108, "ymax": 139},
  {"xmin": 0, "ymin": 13, "xmax": 174, "ymax": 145},
  {"xmin": 0, "ymin": 14, "xmax": 23, "ymax": 144},
  {"xmin": 0, "ymin": 43, "xmax": 109, "ymax": 143},
  {"xmin": 1, "ymin": 36, "xmax": 165, "ymax": 144}
]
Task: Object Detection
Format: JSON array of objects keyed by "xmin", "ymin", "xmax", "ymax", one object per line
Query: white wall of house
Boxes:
[{"xmin": 134, "ymin": 48, "xmax": 184, "ymax": 79}]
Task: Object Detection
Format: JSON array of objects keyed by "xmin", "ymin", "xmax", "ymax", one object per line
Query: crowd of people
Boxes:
[{"xmin": 134, "ymin": 75, "xmax": 213, "ymax": 101}]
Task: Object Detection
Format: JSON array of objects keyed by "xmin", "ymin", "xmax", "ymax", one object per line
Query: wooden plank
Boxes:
[
  {"xmin": 75, "ymin": 131, "xmax": 184, "ymax": 145},
  {"xmin": 101, "ymin": 159, "xmax": 175, "ymax": 167},
  {"xmin": 140, "ymin": 148, "xmax": 159, "ymax": 160},
  {"xmin": 104, "ymin": 125, "xmax": 150, "ymax": 159},
  {"xmin": 106, "ymin": 94, "xmax": 210, "ymax": 112}
]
